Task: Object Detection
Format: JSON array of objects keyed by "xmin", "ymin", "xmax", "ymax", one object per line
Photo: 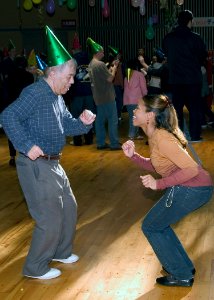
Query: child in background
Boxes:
[{"xmin": 123, "ymin": 59, "xmax": 147, "ymax": 139}]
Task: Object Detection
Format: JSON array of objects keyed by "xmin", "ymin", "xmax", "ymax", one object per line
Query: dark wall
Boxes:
[
  {"xmin": 0, "ymin": 1, "xmax": 213, "ymax": 62},
  {"xmin": 0, "ymin": 1, "xmax": 78, "ymax": 55},
  {"xmin": 78, "ymin": 0, "xmax": 214, "ymax": 62}
]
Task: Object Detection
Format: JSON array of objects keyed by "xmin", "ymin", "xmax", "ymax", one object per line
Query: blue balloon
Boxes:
[{"xmin": 46, "ymin": 0, "xmax": 55, "ymax": 14}]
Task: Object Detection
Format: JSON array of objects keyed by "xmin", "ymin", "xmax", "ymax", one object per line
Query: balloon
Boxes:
[
  {"xmin": 58, "ymin": 0, "xmax": 63, "ymax": 6},
  {"xmin": 152, "ymin": 15, "xmax": 158, "ymax": 24},
  {"xmin": 23, "ymin": 0, "xmax": 33, "ymax": 11},
  {"xmin": 177, "ymin": 0, "xmax": 184, "ymax": 5},
  {"xmin": 67, "ymin": 0, "xmax": 77, "ymax": 10},
  {"xmin": 89, "ymin": 0, "xmax": 95, "ymax": 6},
  {"xmin": 102, "ymin": 0, "xmax": 109, "ymax": 18},
  {"xmin": 139, "ymin": 0, "xmax": 145, "ymax": 16},
  {"xmin": 46, "ymin": 0, "xmax": 55, "ymax": 14},
  {"xmin": 148, "ymin": 16, "xmax": 153, "ymax": 26},
  {"xmin": 145, "ymin": 25, "xmax": 155, "ymax": 40},
  {"xmin": 32, "ymin": 0, "xmax": 42, "ymax": 4},
  {"xmin": 131, "ymin": 0, "xmax": 141, "ymax": 7}
]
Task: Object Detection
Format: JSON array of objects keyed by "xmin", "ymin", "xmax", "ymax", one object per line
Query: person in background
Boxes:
[
  {"xmin": 200, "ymin": 61, "xmax": 214, "ymax": 128},
  {"xmin": 123, "ymin": 59, "xmax": 147, "ymax": 139},
  {"xmin": 136, "ymin": 47, "xmax": 151, "ymax": 71},
  {"xmin": 0, "ymin": 26, "xmax": 95, "ymax": 280},
  {"xmin": 6, "ymin": 55, "xmax": 34, "ymax": 166},
  {"xmin": 122, "ymin": 94, "xmax": 213, "ymax": 287},
  {"xmin": 163, "ymin": 10, "xmax": 207, "ymax": 142},
  {"xmin": 0, "ymin": 39, "xmax": 17, "ymax": 112},
  {"xmin": 108, "ymin": 46, "xmax": 125, "ymax": 123},
  {"xmin": 67, "ymin": 39, "xmax": 96, "ymax": 146},
  {"xmin": 139, "ymin": 48, "xmax": 170, "ymax": 97},
  {"xmin": 87, "ymin": 37, "xmax": 121, "ymax": 150},
  {"xmin": 26, "ymin": 49, "xmax": 45, "ymax": 82}
]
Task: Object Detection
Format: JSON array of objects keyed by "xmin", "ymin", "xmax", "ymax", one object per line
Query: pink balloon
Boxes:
[
  {"xmin": 46, "ymin": 0, "xmax": 55, "ymax": 14},
  {"xmin": 102, "ymin": 0, "xmax": 110, "ymax": 18}
]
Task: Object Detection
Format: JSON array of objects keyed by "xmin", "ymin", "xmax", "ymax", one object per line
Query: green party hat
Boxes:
[
  {"xmin": 86, "ymin": 37, "xmax": 103, "ymax": 55},
  {"xmin": 8, "ymin": 39, "xmax": 15, "ymax": 51},
  {"xmin": 46, "ymin": 25, "xmax": 72, "ymax": 67},
  {"xmin": 108, "ymin": 45, "xmax": 119, "ymax": 58}
]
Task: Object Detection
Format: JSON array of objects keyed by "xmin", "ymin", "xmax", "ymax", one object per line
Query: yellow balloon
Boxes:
[
  {"xmin": 32, "ymin": 0, "xmax": 42, "ymax": 4},
  {"xmin": 23, "ymin": 0, "xmax": 33, "ymax": 10}
]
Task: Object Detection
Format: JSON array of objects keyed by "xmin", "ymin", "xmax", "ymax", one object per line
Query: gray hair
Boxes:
[{"xmin": 44, "ymin": 58, "xmax": 77, "ymax": 78}]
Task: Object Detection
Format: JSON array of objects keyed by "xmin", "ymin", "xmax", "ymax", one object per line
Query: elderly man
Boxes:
[{"xmin": 0, "ymin": 26, "xmax": 95, "ymax": 280}]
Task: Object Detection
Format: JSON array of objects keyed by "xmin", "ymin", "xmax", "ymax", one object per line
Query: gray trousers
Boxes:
[{"xmin": 16, "ymin": 154, "xmax": 77, "ymax": 277}]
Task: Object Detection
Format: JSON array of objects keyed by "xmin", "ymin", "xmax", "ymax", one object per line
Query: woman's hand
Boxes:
[
  {"xmin": 80, "ymin": 109, "xmax": 96, "ymax": 125},
  {"xmin": 122, "ymin": 140, "xmax": 135, "ymax": 158},
  {"xmin": 140, "ymin": 174, "xmax": 157, "ymax": 190}
]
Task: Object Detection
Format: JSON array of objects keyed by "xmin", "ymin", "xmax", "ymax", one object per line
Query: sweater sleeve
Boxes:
[
  {"xmin": 156, "ymin": 167, "xmax": 199, "ymax": 189},
  {"xmin": 130, "ymin": 153, "xmax": 156, "ymax": 172},
  {"xmin": 155, "ymin": 136, "xmax": 199, "ymax": 189}
]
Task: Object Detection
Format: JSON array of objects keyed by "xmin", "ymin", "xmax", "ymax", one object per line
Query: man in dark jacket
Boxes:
[{"xmin": 163, "ymin": 10, "xmax": 207, "ymax": 142}]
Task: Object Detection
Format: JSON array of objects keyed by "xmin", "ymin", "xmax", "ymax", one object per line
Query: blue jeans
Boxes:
[
  {"xmin": 95, "ymin": 101, "xmax": 120, "ymax": 147},
  {"xmin": 142, "ymin": 185, "xmax": 213, "ymax": 279},
  {"xmin": 126, "ymin": 104, "xmax": 138, "ymax": 138},
  {"xmin": 114, "ymin": 85, "xmax": 124, "ymax": 118}
]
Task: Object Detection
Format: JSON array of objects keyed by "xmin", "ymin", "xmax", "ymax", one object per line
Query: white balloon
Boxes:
[
  {"xmin": 131, "ymin": 0, "xmax": 141, "ymax": 8},
  {"xmin": 177, "ymin": 0, "xmax": 184, "ymax": 5},
  {"xmin": 139, "ymin": 0, "xmax": 145, "ymax": 16},
  {"xmin": 89, "ymin": 0, "xmax": 95, "ymax": 7}
]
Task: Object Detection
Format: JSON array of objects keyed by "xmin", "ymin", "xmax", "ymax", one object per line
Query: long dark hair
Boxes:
[{"xmin": 143, "ymin": 94, "xmax": 187, "ymax": 148}]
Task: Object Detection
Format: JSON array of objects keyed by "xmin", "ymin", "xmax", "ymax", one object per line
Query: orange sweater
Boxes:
[{"xmin": 131, "ymin": 129, "xmax": 213, "ymax": 190}]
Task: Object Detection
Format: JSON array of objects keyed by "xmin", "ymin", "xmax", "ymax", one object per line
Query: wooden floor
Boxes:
[{"xmin": 0, "ymin": 113, "xmax": 214, "ymax": 300}]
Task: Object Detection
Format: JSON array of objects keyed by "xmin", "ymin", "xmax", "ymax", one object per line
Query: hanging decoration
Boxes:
[
  {"xmin": 72, "ymin": 32, "xmax": 81, "ymax": 50},
  {"xmin": 46, "ymin": 0, "xmax": 55, "ymax": 14},
  {"xmin": 152, "ymin": 15, "xmax": 158, "ymax": 24},
  {"xmin": 67, "ymin": 0, "xmax": 77, "ymax": 10},
  {"xmin": 89, "ymin": 0, "xmax": 95, "ymax": 7},
  {"xmin": 23, "ymin": 0, "xmax": 33, "ymax": 11},
  {"xmin": 177, "ymin": 0, "xmax": 184, "ymax": 5},
  {"xmin": 32, "ymin": 0, "xmax": 42, "ymax": 4},
  {"xmin": 102, "ymin": 0, "xmax": 110, "ymax": 18},
  {"xmin": 145, "ymin": 17, "xmax": 155, "ymax": 40},
  {"xmin": 139, "ymin": 0, "xmax": 145, "ymax": 16},
  {"xmin": 131, "ymin": 0, "xmax": 141, "ymax": 7},
  {"xmin": 159, "ymin": 0, "xmax": 168, "ymax": 10},
  {"xmin": 21, "ymin": 0, "xmax": 78, "ymax": 14},
  {"xmin": 164, "ymin": 4, "xmax": 178, "ymax": 30}
]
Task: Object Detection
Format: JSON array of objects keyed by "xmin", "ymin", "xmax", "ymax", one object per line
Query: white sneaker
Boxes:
[
  {"xmin": 24, "ymin": 268, "xmax": 61, "ymax": 280},
  {"xmin": 52, "ymin": 253, "xmax": 79, "ymax": 264}
]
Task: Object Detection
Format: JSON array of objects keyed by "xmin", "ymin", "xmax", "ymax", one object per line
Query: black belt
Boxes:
[{"xmin": 40, "ymin": 153, "xmax": 62, "ymax": 160}]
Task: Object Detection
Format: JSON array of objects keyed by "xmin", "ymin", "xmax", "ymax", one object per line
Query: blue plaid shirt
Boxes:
[{"xmin": 0, "ymin": 79, "xmax": 92, "ymax": 155}]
